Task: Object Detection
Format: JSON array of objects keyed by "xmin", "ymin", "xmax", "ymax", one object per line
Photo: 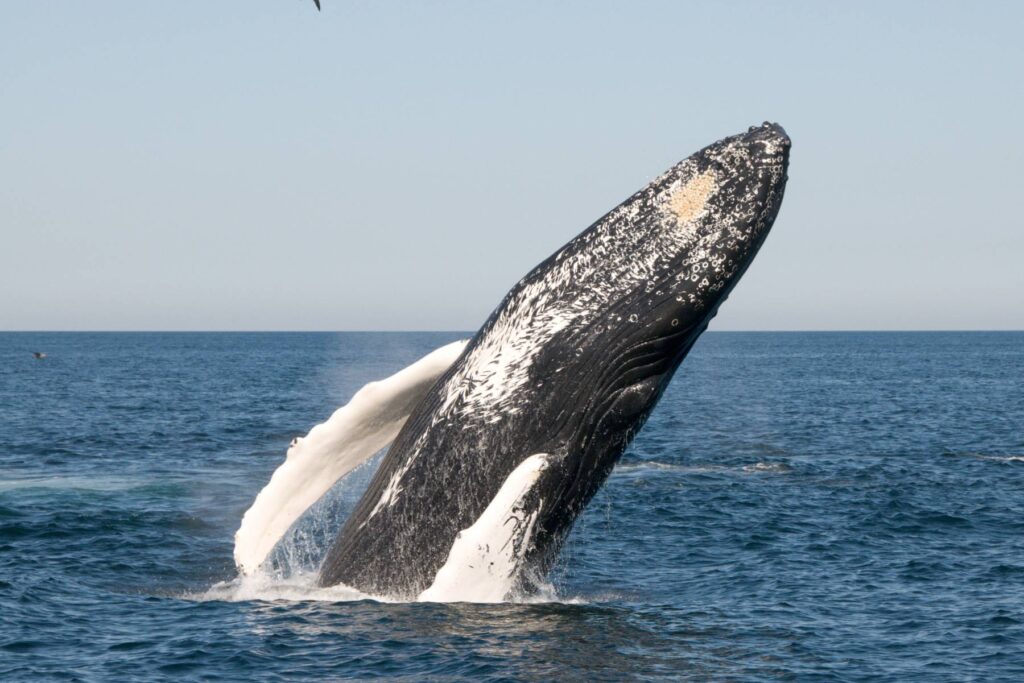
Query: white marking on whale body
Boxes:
[
  {"xmin": 366, "ymin": 457, "xmax": 411, "ymax": 520},
  {"xmin": 233, "ymin": 340, "xmax": 467, "ymax": 576},
  {"xmin": 418, "ymin": 453, "xmax": 550, "ymax": 603}
]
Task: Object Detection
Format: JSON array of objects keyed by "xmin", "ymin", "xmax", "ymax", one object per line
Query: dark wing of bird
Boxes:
[{"xmin": 314, "ymin": 0, "xmax": 321, "ymax": 9}]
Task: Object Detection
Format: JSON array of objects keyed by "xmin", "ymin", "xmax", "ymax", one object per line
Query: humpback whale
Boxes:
[{"xmin": 236, "ymin": 122, "xmax": 790, "ymax": 601}]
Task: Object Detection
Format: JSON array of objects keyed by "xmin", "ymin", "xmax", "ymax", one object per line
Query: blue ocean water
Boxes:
[{"xmin": 1, "ymin": 331, "xmax": 1023, "ymax": 681}]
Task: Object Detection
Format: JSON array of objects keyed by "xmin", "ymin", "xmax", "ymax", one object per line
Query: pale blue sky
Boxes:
[{"xmin": 2, "ymin": 2, "xmax": 1021, "ymax": 330}]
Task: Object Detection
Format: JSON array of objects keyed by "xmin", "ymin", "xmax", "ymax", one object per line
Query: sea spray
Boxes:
[{"xmin": 234, "ymin": 340, "xmax": 467, "ymax": 575}]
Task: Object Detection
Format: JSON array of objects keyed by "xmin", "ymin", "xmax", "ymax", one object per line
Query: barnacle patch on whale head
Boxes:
[{"xmin": 665, "ymin": 170, "xmax": 717, "ymax": 226}]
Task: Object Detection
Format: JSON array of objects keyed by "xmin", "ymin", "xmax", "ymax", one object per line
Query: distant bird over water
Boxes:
[{"xmin": 33, "ymin": 352, "xmax": 47, "ymax": 359}]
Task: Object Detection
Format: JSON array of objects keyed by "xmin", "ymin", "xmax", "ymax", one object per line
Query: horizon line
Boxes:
[{"xmin": 2, "ymin": 329, "xmax": 1023, "ymax": 334}]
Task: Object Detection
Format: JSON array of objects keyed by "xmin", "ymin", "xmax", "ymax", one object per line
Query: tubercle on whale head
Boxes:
[{"xmin": 747, "ymin": 121, "xmax": 791, "ymax": 151}]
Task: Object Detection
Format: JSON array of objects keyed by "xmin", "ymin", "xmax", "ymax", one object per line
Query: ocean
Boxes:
[{"xmin": 2, "ymin": 331, "xmax": 1023, "ymax": 681}]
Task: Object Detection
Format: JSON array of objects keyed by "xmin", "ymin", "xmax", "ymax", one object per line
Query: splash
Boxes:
[
  {"xmin": 234, "ymin": 340, "xmax": 467, "ymax": 575},
  {"xmin": 221, "ymin": 445, "xmax": 579, "ymax": 604},
  {"xmin": 193, "ymin": 572, "xmax": 588, "ymax": 605},
  {"xmin": 195, "ymin": 572, "xmax": 381, "ymax": 603}
]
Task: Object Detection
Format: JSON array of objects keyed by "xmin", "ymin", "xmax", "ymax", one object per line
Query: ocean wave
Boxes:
[
  {"xmin": 0, "ymin": 475, "xmax": 145, "ymax": 493},
  {"xmin": 741, "ymin": 461, "xmax": 793, "ymax": 474},
  {"xmin": 613, "ymin": 462, "xmax": 725, "ymax": 475},
  {"xmin": 951, "ymin": 452, "xmax": 1024, "ymax": 463},
  {"xmin": 613, "ymin": 461, "xmax": 793, "ymax": 476}
]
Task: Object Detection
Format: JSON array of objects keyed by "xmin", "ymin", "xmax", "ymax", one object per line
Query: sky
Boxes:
[{"xmin": 2, "ymin": 1, "xmax": 1022, "ymax": 331}]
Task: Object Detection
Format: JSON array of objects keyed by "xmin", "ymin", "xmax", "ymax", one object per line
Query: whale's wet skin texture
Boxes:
[{"xmin": 311, "ymin": 123, "xmax": 791, "ymax": 599}]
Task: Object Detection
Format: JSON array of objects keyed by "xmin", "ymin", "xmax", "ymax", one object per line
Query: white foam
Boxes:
[
  {"xmin": 191, "ymin": 571, "xmax": 593, "ymax": 606},
  {"xmin": 418, "ymin": 453, "xmax": 550, "ymax": 603},
  {"xmin": 193, "ymin": 571, "xmax": 382, "ymax": 603},
  {"xmin": 974, "ymin": 454, "xmax": 1024, "ymax": 463},
  {"xmin": 233, "ymin": 340, "xmax": 467, "ymax": 576},
  {"xmin": 613, "ymin": 461, "xmax": 723, "ymax": 475},
  {"xmin": 741, "ymin": 461, "xmax": 792, "ymax": 474},
  {"xmin": 612, "ymin": 461, "xmax": 792, "ymax": 477}
]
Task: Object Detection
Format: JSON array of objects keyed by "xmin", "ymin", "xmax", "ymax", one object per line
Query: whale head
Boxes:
[
  {"xmin": 593, "ymin": 121, "xmax": 791, "ymax": 371},
  {"xmin": 497, "ymin": 122, "xmax": 791, "ymax": 574},
  {"xmin": 494, "ymin": 121, "xmax": 790, "ymax": 423}
]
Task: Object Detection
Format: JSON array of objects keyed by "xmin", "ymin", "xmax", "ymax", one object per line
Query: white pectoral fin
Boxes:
[
  {"xmin": 233, "ymin": 339, "xmax": 468, "ymax": 576},
  {"xmin": 418, "ymin": 453, "xmax": 551, "ymax": 603}
]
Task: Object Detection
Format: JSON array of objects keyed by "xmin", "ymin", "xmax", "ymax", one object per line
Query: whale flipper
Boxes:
[
  {"xmin": 418, "ymin": 453, "xmax": 552, "ymax": 603},
  {"xmin": 233, "ymin": 339, "xmax": 468, "ymax": 575}
]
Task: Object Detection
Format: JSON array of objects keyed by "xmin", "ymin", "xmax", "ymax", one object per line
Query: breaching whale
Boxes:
[{"xmin": 236, "ymin": 122, "xmax": 790, "ymax": 601}]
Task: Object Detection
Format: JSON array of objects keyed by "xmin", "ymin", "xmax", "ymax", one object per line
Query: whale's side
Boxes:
[{"xmin": 314, "ymin": 123, "xmax": 791, "ymax": 600}]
